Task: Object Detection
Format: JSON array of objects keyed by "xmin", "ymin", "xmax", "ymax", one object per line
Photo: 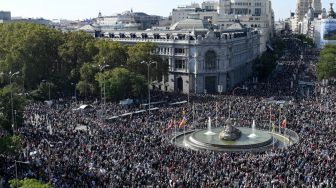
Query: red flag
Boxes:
[
  {"xmin": 281, "ymin": 119, "xmax": 287, "ymax": 129},
  {"xmin": 167, "ymin": 120, "xmax": 174, "ymax": 130}
]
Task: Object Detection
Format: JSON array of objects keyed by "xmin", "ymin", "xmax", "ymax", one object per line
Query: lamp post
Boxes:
[
  {"xmin": 10, "ymin": 71, "xmax": 20, "ymax": 134},
  {"xmin": 141, "ymin": 61, "xmax": 157, "ymax": 124},
  {"xmin": 94, "ymin": 63, "xmax": 110, "ymax": 119},
  {"xmin": 186, "ymin": 58, "xmax": 196, "ymax": 105},
  {"xmin": 42, "ymin": 80, "xmax": 51, "ymax": 101},
  {"xmin": 71, "ymin": 83, "xmax": 77, "ymax": 102},
  {"xmin": 15, "ymin": 160, "xmax": 30, "ymax": 187}
]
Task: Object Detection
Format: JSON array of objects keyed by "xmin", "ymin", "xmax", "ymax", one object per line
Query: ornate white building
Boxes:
[{"xmin": 98, "ymin": 20, "xmax": 260, "ymax": 94}]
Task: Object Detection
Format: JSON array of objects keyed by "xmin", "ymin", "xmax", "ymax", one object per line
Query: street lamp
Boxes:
[
  {"xmin": 95, "ymin": 63, "xmax": 110, "ymax": 119},
  {"xmin": 15, "ymin": 160, "xmax": 30, "ymax": 188},
  {"xmin": 10, "ymin": 71, "xmax": 20, "ymax": 134},
  {"xmin": 141, "ymin": 61, "xmax": 157, "ymax": 124},
  {"xmin": 186, "ymin": 58, "xmax": 196, "ymax": 105},
  {"xmin": 42, "ymin": 80, "xmax": 51, "ymax": 101},
  {"xmin": 71, "ymin": 82, "xmax": 77, "ymax": 101}
]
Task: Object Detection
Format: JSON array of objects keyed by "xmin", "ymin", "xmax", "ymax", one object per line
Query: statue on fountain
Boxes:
[{"xmin": 219, "ymin": 118, "xmax": 241, "ymax": 141}]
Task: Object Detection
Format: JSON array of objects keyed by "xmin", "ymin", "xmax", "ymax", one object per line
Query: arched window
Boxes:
[{"xmin": 205, "ymin": 50, "xmax": 217, "ymax": 70}]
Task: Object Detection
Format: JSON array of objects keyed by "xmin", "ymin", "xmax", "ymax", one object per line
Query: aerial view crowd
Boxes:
[{"xmin": 1, "ymin": 35, "xmax": 336, "ymax": 188}]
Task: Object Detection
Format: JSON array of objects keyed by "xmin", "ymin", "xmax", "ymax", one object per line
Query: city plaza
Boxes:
[{"xmin": 1, "ymin": 0, "xmax": 336, "ymax": 187}]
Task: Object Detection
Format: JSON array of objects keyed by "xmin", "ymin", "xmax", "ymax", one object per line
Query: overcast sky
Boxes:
[{"xmin": 0, "ymin": 0, "xmax": 333, "ymax": 20}]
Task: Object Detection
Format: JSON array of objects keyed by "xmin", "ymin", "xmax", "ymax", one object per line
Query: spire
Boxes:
[{"xmin": 328, "ymin": 3, "xmax": 336, "ymax": 18}]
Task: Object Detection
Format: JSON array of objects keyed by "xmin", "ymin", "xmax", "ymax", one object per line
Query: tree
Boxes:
[
  {"xmin": 0, "ymin": 22, "xmax": 63, "ymax": 91},
  {"xmin": 0, "ymin": 84, "xmax": 26, "ymax": 133},
  {"xmin": 295, "ymin": 34, "xmax": 314, "ymax": 46},
  {"xmin": 253, "ymin": 37, "xmax": 284, "ymax": 80},
  {"xmin": 96, "ymin": 67, "xmax": 146, "ymax": 101},
  {"xmin": 95, "ymin": 40, "xmax": 128, "ymax": 68},
  {"xmin": 58, "ymin": 31, "xmax": 98, "ymax": 83},
  {"xmin": 127, "ymin": 42, "xmax": 168, "ymax": 81},
  {"xmin": 317, "ymin": 45, "xmax": 336, "ymax": 80},
  {"xmin": 76, "ymin": 63, "xmax": 98, "ymax": 96},
  {"xmin": 9, "ymin": 178, "xmax": 51, "ymax": 188},
  {"xmin": 0, "ymin": 135, "xmax": 21, "ymax": 156}
]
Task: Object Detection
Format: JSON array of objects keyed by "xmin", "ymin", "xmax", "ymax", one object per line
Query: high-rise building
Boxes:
[
  {"xmin": 293, "ymin": 0, "xmax": 322, "ymax": 32},
  {"xmin": 312, "ymin": 0, "xmax": 322, "ymax": 15},
  {"xmin": 0, "ymin": 11, "xmax": 11, "ymax": 21}
]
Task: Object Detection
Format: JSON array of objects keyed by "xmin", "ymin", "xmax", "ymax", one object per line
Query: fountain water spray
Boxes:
[
  {"xmin": 204, "ymin": 117, "xmax": 216, "ymax": 135},
  {"xmin": 248, "ymin": 120, "xmax": 258, "ymax": 138}
]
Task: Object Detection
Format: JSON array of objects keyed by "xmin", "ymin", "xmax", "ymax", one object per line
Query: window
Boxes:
[
  {"xmin": 255, "ymin": 8, "xmax": 261, "ymax": 16},
  {"xmin": 174, "ymin": 48, "xmax": 185, "ymax": 54},
  {"xmin": 205, "ymin": 50, "xmax": 217, "ymax": 70},
  {"xmin": 175, "ymin": 59, "xmax": 186, "ymax": 69}
]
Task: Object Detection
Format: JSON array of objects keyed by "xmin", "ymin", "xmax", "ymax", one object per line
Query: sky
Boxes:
[{"xmin": 0, "ymin": 0, "xmax": 333, "ymax": 21}]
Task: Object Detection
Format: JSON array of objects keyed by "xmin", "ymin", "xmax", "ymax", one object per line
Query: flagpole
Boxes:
[
  {"xmin": 183, "ymin": 109, "xmax": 186, "ymax": 145},
  {"xmin": 278, "ymin": 107, "xmax": 281, "ymax": 134},
  {"xmin": 192, "ymin": 103, "xmax": 195, "ymax": 130},
  {"xmin": 216, "ymin": 102, "xmax": 218, "ymax": 128},
  {"xmin": 269, "ymin": 104, "xmax": 272, "ymax": 132},
  {"xmin": 229, "ymin": 102, "xmax": 232, "ymax": 119},
  {"xmin": 272, "ymin": 128, "xmax": 275, "ymax": 149},
  {"xmin": 183, "ymin": 123, "xmax": 186, "ymax": 145},
  {"xmin": 174, "ymin": 115, "xmax": 177, "ymax": 146}
]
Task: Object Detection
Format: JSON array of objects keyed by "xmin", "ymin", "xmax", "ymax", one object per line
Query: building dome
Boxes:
[
  {"xmin": 170, "ymin": 18, "xmax": 209, "ymax": 30},
  {"xmin": 328, "ymin": 3, "xmax": 336, "ymax": 18}
]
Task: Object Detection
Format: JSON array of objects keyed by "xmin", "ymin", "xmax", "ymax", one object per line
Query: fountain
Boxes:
[
  {"xmin": 204, "ymin": 117, "xmax": 216, "ymax": 135},
  {"xmin": 248, "ymin": 120, "xmax": 257, "ymax": 138},
  {"xmin": 173, "ymin": 116, "xmax": 298, "ymax": 152},
  {"xmin": 219, "ymin": 118, "xmax": 241, "ymax": 141}
]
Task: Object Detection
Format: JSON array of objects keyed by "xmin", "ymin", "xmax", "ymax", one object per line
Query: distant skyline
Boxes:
[{"xmin": 0, "ymin": 0, "xmax": 333, "ymax": 21}]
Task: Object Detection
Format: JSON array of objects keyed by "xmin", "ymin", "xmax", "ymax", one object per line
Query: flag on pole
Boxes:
[
  {"xmin": 281, "ymin": 119, "xmax": 287, "ymax": 129},
  {"xmin": 167, "ymin": 120, "xmax": 174, "ymax": 130},
  {"xmin": 179, "ymin": 117, "xmax": 187, "ymax": 128},
  {"xmin": 182, "ymin": 108, "xmax": 186, "ymax": 116}
]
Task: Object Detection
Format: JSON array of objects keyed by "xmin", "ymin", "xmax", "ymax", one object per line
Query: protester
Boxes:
[{"xmin": 1, "ymin": 34, "xmax": 335, "ymax": 188}]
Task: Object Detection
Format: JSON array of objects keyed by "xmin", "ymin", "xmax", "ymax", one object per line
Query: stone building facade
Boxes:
[{"xmin": 99, "ymin": 22, "xmax": 260, "ymax": 94}]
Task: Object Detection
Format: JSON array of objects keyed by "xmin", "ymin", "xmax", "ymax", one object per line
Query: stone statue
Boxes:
[{"xmin": 219, "ymin": 118, "xmax": 241, "ymax": 141}]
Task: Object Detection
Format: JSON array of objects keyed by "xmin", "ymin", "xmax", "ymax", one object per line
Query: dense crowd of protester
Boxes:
[{"xmin": 1, "ymin": 35, "xmax": 336, "ymax": 187}]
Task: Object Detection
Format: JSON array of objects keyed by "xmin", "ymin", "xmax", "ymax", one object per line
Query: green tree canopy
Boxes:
[
  {"xmin": 0, "ymin": 84, "xmax": 26, "ymax": 132},
  {"xmin": 0, "ymin": 135, "xmax": 22, "ymax": 156},
  {"xmin": 127, "ymin": 42, "xmax": 168, "ymax": 81},
  {"xmin": 0, "ymin": 22, "xmax": 63, "ymax": 90},
  {"xmin": 9, "ymin": 178, "xmax": 51, "ymax": 188},
  {"xmin": 317, "ymin": 44, "xmax": 336, "ymax": 80},
  {"xmin": 96, "ymin": 67, "xmax": 146, "ymax": 101},
  {"xmin": 76, "ymin": 63, "xmax": 98, "ymax": 96},
  {"xmin": 0, "ymin": 23, "xmax": 168, "ymax": 101},
  {"xmin": 95, "ymin": 40, "xmax": 128, "ymax": 68},
  {"xmin": 58, "ymin": 31, "xmax": 98, "ymax": 82}
]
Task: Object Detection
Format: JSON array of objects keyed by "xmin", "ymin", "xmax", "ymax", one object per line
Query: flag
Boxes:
[
  {"xmin": 182, "ymin": 109, "xmax": 186, "ymax": 116},
  {"xmin": 281, "ymin": 119, "xmax": 287, "ymax": 129},
  {"xmin": 164, "ymin": 120, "xmax": 175, "ymax": 132},
  {"xmin": 167, "ymin": 120, "xmax": 174, "ymax": 130},
  {"xmin": 179, "ymin": 117, "xmax": 187, "ymax": 128}
]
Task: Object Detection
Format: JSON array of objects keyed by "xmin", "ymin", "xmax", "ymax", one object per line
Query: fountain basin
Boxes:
[{"xmin": 174, "ymin": 127, "xmax": 275, "ymax": 152}]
